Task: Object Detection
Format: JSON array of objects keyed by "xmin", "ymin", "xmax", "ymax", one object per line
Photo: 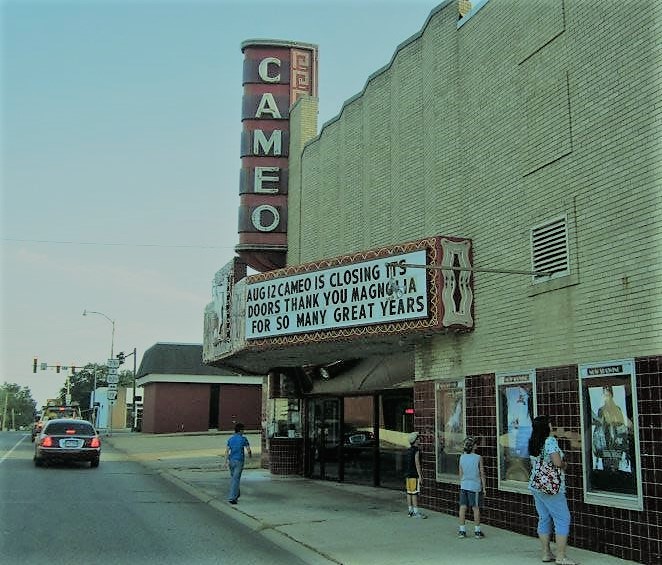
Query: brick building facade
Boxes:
[{"xmin": 204, "ymin": 2, "xmax": 661, "ymax": 562}]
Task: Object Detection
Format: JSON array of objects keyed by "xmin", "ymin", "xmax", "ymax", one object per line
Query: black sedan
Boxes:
[{"xmin": 34, "ymin": 418, "xmax": 101, "ymax": 468}]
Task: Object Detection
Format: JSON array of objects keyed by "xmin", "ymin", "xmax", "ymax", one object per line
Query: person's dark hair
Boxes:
[
  {"xmin": 528, "ymin": 415, "xmax": 551, "ymax": 457},
  {"xmin": 463, "ymin": 436, "xmax": 479, "ymax": 453},
  {"xmin": 234, "ymin": 422, "xmax": 245, "ymax": 433}
]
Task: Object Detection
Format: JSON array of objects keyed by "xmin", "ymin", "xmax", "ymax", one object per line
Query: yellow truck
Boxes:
[{"xmin": 31, "ymin": 400, "xmax": 82, "ymax": 442}]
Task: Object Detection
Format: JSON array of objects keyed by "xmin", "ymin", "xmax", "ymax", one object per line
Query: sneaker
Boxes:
[
  {"xmin": 412, "ymin": 512, "xmax": 428, "ymax": 519},
  {"xmin": 458, "ymin": 531, "xmax": 467, "ymax": 538},
  {"xmin": 228, "ymin": 499, "xmax": 238, "ymax": 505},
  {"xmin": 408, "ymin": 510, "xmax": 414, "ymax": 517},
  {"xmin": 474, "ymin": 531, "xmax": 485, "ymax": 539}
]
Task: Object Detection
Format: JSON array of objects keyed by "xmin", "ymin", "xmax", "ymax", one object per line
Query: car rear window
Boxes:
[{"xmin": 45, "ymin": 422, "xmax": 95, "ymax": 435}]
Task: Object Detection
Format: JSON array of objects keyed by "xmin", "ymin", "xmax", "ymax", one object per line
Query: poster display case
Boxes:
[
  {"xmin": 435, "ymin": 379, "xmax": 465, "ymax": 481},
  {"xmin": 496, "ymin": 370, "xmax": 536, "ymax": 493},
  {"xmin": 578, "ymin": 359, "xmax": 643, "ymax": 510}
]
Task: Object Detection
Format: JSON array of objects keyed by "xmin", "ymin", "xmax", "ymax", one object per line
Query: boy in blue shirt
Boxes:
[{"xmin": 225, "ymin": 422, "xmax": 252, "ymax": 504}]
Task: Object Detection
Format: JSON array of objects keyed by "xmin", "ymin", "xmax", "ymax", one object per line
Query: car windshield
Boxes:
[{"xmin": 45, "ymin": 422, "xmax": 94, "ymax": 435}]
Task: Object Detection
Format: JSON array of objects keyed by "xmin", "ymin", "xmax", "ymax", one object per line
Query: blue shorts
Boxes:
[
  {"xmin": 531, "ymin": 490, "xmax": 571, "ymax": 536},
  {"xmin": 459, "ymin": 489, "xmax": 482, "ymax": 508}
]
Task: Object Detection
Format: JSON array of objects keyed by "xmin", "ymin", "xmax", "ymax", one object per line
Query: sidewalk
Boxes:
[{"xmin": 104, "ymin": 432, "xmax": 637, "ymax": 565}]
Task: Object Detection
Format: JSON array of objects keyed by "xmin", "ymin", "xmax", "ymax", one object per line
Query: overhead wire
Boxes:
[{"xmin": 1, "ymin": 238, "xmax": 233, "ymax": 249}]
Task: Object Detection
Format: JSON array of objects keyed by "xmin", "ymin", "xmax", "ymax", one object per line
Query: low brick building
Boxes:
[{"xmin": 137, "ymin": 343, "xmax": 261, "ymax": 434}]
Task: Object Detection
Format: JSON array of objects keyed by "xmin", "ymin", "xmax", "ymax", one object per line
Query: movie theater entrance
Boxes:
[{"xmin": 305, "ymin": 389, "xmax": 414, "ymax": 489}]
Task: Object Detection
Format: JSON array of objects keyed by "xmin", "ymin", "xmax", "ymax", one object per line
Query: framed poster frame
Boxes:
[
  {"xmin": 495, "ymin": 370, "xmax": 537, "ymax": 493},
  {"xmin": 435, "ymin": 378, "xmax": 465, "ymax": 482},
  {"xmin": 578, "ymin": 359, "xmax": 643, "ymax": 510}
]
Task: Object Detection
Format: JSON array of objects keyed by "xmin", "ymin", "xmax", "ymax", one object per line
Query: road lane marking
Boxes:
[{"xmin": 0, "ymin": 434, "xmax": 28, "ymax": 464}]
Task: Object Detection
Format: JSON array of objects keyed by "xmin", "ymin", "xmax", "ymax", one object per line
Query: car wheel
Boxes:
[
  {"xmin": 90, "ymin": 458, "xmax": 100, "ymax": 468},
  {"xmin": 34, "ymin": 457, "xmax": 43, "ymax": 467}
]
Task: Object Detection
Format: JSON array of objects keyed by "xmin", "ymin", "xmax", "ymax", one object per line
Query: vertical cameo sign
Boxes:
[{"xmin": 237, "ymin": 40, "xmax": 318, "ymax": 273}]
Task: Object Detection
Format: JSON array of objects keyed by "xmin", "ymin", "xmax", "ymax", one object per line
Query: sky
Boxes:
[{"xmin": 1, "ymin": 0, "xmax": 442, "ymax": 407}]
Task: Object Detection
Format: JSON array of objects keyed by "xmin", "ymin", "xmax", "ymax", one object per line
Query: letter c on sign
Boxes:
[
  {"xmin": 251, "ymin": 204, "xmax": 280, "ymax": 232},
  {"xmin": 258, "ymin": 57, "xmax": 281, "ymax": 83}
]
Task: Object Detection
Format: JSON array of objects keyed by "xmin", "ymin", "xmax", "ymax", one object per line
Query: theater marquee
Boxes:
[
  {"xmin": 204, "ymin": 236, "xmax": 474, "ymax": 372},
  {"xmin": 245, "ymin": 249, "xmax": 429, "ymax": 339},
  {"xmin": 241, "ymin": 236, "xmax": 473, "ymax": 345}
]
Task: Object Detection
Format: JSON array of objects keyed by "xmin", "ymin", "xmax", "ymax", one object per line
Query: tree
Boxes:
[
  {"xmin": 0, "ymin": 383, "xmax": 37, "ymax": 430},
  {"xmin": 57, "ymin": 363, "xmax": 133, "ymax": 418}
]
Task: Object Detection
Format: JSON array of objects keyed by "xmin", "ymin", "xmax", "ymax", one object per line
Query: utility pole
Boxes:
[
  {"xmin": 116, "ymin": 348, "xmax": 138, "ymax": 431},
  {"xmin": 1, "ymin": 392, "xmax": 8, "ymax": 432},
  {"xmin": 132, "ymin": 347, "xmax": 137, "ymax": 431}
]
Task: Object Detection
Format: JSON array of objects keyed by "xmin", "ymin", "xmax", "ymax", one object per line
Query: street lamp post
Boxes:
[
  {"xmin": 83, "ymin": 309, "xmax": 115, "ymax": 434},
  {"xmin": 83, "ymin": 309, "xmax": 115, "ymax": 358}
]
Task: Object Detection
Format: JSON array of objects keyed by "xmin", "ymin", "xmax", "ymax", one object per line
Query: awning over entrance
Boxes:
[{"xmin": 309, "ymin": 352, "xmax": 413, "ymax": 395}]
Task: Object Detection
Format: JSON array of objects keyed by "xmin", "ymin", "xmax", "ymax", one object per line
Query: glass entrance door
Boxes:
[
  {"xmin": 305, "ymin": 389, "xmax": 413, "ymax": 488},
  {"xmin": 343, "ymin": 396, "xmax": 376, "ymax": 486},
  {"xmin": 306, "ymin": 397, "xmax": 341, "ymax": 481},
  {"xmin": 378, "ymin": 390, "xmax": 414, "ymax": 489}
]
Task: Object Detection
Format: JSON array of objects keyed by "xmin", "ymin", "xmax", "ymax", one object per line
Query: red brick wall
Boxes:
[
  {"xmin": 142, "ymin": 383, "xmax": 210, "ymax": 434},
  {"xmin": 141, "ymin": 383, "xmax": 157, "ymax": 434},
  {"xmin": 416, "ymin": 355, "xmax": 662, "ymax": 564},
  {"xmin": 218, "ymin": 384, "xmax": 261, "ymax": 431}
]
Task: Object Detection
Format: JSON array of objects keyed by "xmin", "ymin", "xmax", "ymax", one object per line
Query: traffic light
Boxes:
[
  {"xmin": 33, "ymin": 358, "xmax": 38, "ymax": 373},
  {"xmin": 117, "ymin": 351, "xmax": 126, "ymax": 365},
  {"xmin": 56, "ymin": 364, "xmax": 61, "ymax": 373}
]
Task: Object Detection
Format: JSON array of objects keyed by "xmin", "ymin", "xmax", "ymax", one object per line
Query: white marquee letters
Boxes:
[
  {"xmin": 254, "ymin": 166, "xmax": 280, "ymax": 193},
  {"xmin": 253, "ymin": 129, "xmax": 282, "ymax": 156},
  {"xmin": 258, "ymin": 57, "xmax": 281, "ymax": 82},
  {"xmin": 251, "ymin": 204, "xmax": 280, "ymax": 232},
  {"xmin": 255, "ymin": 93, "xmax": 282, "ymax": 119}
]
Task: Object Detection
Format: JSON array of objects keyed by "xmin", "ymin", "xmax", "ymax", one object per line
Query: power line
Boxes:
[{"xmin": 2, "ymin": 238, "xmax": 233, "ymax": 250}]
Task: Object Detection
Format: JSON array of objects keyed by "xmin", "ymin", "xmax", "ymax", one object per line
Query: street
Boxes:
[{"xmin": 0, "ymin": 431, "xmax": 307, "ymax": 565}]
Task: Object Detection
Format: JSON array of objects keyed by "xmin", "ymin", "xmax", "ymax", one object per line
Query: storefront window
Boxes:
[
  {"xmin": 267, "ymin": 371, "xmax": 302, "ymax": 438},
  {"xmin": 579, "ymin": 359, "xmax": 643, "ymax": 510},
  {"xmin": 435, "ymin": 379, "xmax": 465, "ymax": 481},
  {"xmin": 496, "ymin": 371, "xmax": 536, "ymax": 493}
]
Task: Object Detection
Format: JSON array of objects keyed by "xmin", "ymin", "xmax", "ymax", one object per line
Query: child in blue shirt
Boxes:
[
  {"xmin": 225, "ymin": 422, "xmax": 252, "ymax": 504},
  {"xmin": 458, "ymin": 436, "xmax": 486, "ymax": 538}
]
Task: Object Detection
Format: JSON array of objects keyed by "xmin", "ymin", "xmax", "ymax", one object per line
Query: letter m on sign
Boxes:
[{"xmin": 253, "ymin": 130, "xmax": 282, "ymax": 156}]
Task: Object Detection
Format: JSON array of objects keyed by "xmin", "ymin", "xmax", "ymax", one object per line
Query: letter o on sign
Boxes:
[{"xmin": 251, "ymin": 204, "xmax": 280, "ymax": 232}]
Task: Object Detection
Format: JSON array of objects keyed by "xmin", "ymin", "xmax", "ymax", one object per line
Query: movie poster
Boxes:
[
  {"xmin": 435, "ymin": 379, "xmax": 465, "ymax": 478},
  {"xmin": 496, "ymin": 371, "xmax": 536, "ymax": 491},
  {"xmin": 579, "ymin": 359, "xmax": 642, "ymax": 510}
]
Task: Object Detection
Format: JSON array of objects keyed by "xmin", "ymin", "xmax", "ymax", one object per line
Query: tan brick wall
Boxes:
[
  {"xmin": 289, "ymin": 1, "xmax": 661, "ymax": 379},
  {"xmin": 287, "ymin": 96, "xmax": 319, "ymax": 265}
]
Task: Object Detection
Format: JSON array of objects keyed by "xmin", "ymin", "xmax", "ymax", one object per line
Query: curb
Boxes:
[{"xmin": 159, "ymin": 469, "xmax": 338, "ymax": 565}]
